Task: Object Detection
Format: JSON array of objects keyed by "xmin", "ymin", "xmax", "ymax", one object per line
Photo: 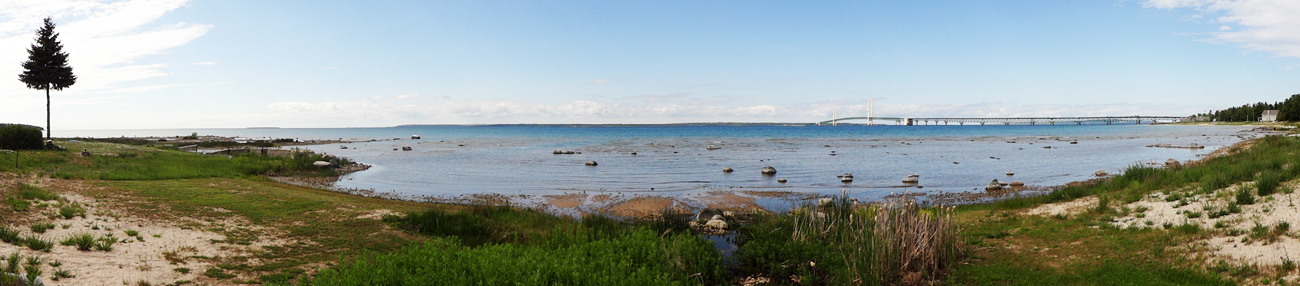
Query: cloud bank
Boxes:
[
  {"xmin": 1145, "ymin": 0, "xmax": 1300, "ymax": 59},
  {"xmin": 257, "ymin": 95, "xmax": 1200, "ymax": 127}
]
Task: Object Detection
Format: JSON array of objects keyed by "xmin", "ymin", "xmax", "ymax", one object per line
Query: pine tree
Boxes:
[{"xmin": 18, "ymin": 17, "xmax": 76, "ymax": 144}]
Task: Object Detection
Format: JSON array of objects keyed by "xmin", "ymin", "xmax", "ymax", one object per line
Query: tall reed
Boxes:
[{"xmin": 784, "ymin": 195, "xmax": 962, "ymax": 285}]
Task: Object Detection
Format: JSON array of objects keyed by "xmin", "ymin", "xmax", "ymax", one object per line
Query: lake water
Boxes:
[{"xmin": 62, "ymin": 124, "xmax": 1250, "ymax": 206}]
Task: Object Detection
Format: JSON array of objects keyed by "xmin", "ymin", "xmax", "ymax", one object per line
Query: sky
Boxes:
[{"xmin": 0, "ymin": 0, "xmax": 1297, "ymax": 130}]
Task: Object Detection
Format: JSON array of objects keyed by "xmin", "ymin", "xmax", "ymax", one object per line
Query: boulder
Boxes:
[
  {"xmin": 80, "ymin": 148, "xmax": 91, "ymax": 157},
  {"xmin": 402, "ymin": 146, "xmax": 412, "ymax": 151},
  {"xmin": 840, "ymin": 173, "xmax": 853, "ymax": 182},
  {"xmin": 818, "ymin": 198, "xmax": 834, "ymax": 207},
  {"xmin": 723, "ymin": 211, "xmax": 735, "ymax": 217},
  {"xmin": 985, "ymin": 179, "xmax": 1003, "ymax": 190},
  {"xmin": 1006, "ymin": 172, "xmax": 1014, "ymax": 176},
  {"xmin": 312, "ymin": 161, "xmax": 331, "ymax": 168},
  {"xmin": 777, "ymin": 178, "xmax": 788, "ymax": 183},
  {"xmin": 585, "ymin": 161, "xmax": 598, "ymax": 166},
  {"xmin": 695, "ymin": 209, "xmax": 720, "ymax": 222},
  {"xmin": 553, "ymin": 150, "xmax": 563, "ymax": 154},
  {"xmin": 1165, "ymin": 158, "xmax": 1180, "ymax": 167},
  {"xmin": 631, "ymin": 151, "xmax": 637, "ymax": 155},
  {"xmin": 328, "ymin": 158, "xmax": 340, "ymax": 168},
  {"xmin": 1095, "ymin": 170, "xmax": 1107, "ymax": 177},
  {"xmin": 563, "ymin": 150, "xmax": 575, "ymax": 154},
  {"xmin": 761, "ymin": 166, "xmax": 777, "ymax": 175},
  {"xmin": 902, "ymin": 174, "xmax": 920, "ymax": 183},
  {"xmin": 723, "ymin": 167, "xmax": 734, "ymax": 173},
  {"xmin": 705, "ymin": 219, "xmax": 728, "ymax": 229},
  {"xmin": 711, "ymin": 215, "xmax": 724, "ymax": 221},
  {"xmin": 1009, "ymin": 181, "xmax": 1024, "ymax": 187},
  {"xmin": 707, "ymin": 145, "xmax": 721, "ymax": 150}
]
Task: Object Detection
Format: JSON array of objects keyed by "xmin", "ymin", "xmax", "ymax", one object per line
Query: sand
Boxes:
[{"xmin": 0, "ymin": 176, "xmax": 296, "ymax": 286}]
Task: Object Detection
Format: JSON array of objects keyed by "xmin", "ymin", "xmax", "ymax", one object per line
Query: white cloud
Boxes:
[
  {"xmin": 1145, "ymin": 0, "xmax": 1300, "ymax": 59},
  {"xmin": 256, "ymin": 98, "xmax": 1200, "ymax": 127},
  {"xmin": 0, "ymin": 0, "xmax": 209, "ymax": 94},
  {"xmin": 393, "ymin": 93, "xmax": 420, "ymax": 100},
  {"xmin": 587, "ymin": 78, "xmax": 611, "ymax": 84},
  {"xmin": 191, "ymin": 61, "xmax": 216, "ymax": 65}
]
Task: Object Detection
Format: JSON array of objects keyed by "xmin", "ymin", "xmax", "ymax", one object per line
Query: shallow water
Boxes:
[{"xmin": 62, "ymin": 124, "xmax": 1251, "ymax": 205}]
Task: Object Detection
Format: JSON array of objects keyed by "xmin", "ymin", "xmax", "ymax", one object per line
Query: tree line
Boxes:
[{"xmin": 1192, "ymin": 94, "xmax": 1300, "ymax": 122}]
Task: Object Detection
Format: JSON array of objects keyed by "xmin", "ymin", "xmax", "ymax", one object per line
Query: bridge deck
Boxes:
[{"xmin": 817, "ymin": 116, "xmax": 1184, "ymax": 126}]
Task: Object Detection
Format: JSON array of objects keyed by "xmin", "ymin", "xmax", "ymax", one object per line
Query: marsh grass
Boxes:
[
  {"xmin": 57, "ymin": 203, "xmax": 84, "ymax": 219},
  {"xmin": 735, "ymin": 196, "xmax": 962, "ymax": 285}
]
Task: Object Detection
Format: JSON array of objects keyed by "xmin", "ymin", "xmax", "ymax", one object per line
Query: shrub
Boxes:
[
  {"xmin": 58, "ymin": 203, "xmax": 84, "ymax": 219},
  {"xmin": 1258, "ymin": 171, "xmax": 1284, "ymax": 197},
  {"xmin": 60, "ymin": 233, "xmax": 96, "ymax": 251},
  {"xmin": 29, "ymin": 222, "xmax": 55, "ymax": 234},
  {"xmin": 24, "ymin": 235, "xmax": 53, "ymax": 252},
  {"xmin": 1237, "ymin": 189, "xmax": 1256, "ymax": 205},
  {"xmin": 0, "ymin": 226, "xmax": 20, "ymax": 244},
  {"xmin": 0, "ymin": 124, "xmax": 42, "ymax": 150}
]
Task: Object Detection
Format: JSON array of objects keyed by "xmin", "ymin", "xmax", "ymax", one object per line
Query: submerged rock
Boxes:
[
  {"xmin": 585, "ymin": 161, "xmax": 598, "ymax": 166},
  {"xmin": 1095, "ymin": 170, "xmax": 1108, "ymax": 177},
  {"xmin": 761, "ymin": 166, "xmax": 777, "ymax": 175},
  {"xmin": 722, "ymin": 167, "xmax": 734, "ymax": 173},
  {"xmin": 1009, "ymin": 181, "xmax": 1025, "ymax": 187}
]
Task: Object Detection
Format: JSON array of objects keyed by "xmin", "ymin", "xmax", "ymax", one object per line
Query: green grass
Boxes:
[
  {"xmin": 5, "ymin": 197, "xmax": 30, "ymax": 211},
  {"xmin": 29, "ymin": 222, "xmax": 55, "ymax": 234},
  {"xmin": 299, "ymin": 229, "xmax": 723, "ymax": 286},
  {"xmin": 976, "ymin": 135, "xmax": 1300, "ymax": 212},
  {"xmin": 16, "ymin": 183, "xmax": 60, "ymax": 201},
  {"xmin": 0, "ymin": 141, "xmax": 344, "ymax": 180},
  {"xmin": 59, "ymin": 233, "xmax": 97, "ymax": 251}
]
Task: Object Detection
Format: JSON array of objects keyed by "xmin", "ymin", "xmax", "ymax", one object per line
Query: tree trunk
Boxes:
[{"xmin": 46, "ymin": 87, "xmax": 51, "ymax": 143}]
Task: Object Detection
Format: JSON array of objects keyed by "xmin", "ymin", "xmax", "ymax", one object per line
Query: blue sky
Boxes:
[{"xmin": 0, "ymin": 0, "xmax": 1297, "ymax": 130}]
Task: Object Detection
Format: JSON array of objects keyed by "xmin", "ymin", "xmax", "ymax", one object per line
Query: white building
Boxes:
[{"xmin": 1262, "ymin": 110, "xmax": 1279, "ymax": 122}]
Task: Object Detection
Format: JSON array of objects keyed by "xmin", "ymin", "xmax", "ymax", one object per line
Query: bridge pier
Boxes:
[{"xmin": 1049, "ymin": 122, "xmax": 1054, "ymax": 126}]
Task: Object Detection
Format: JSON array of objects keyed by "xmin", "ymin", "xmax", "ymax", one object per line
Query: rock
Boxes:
[
  {"xmin": 688, "ymin": 221, "xmax": 698, "ymax": 227},
  {"xmin": 1095, "ymin": 170, "xmax": 1107, "ymax": 177},
  {"xmin": 1070, "ymin": 140, "xmax": 1078, "ymax": 144},
  {"xmin": 705, "ymin": 219, "xmax": 728, "ymax": 229},
  {"xmin": 411, "ymin": 134, "xmax": 421, "ymax": 139},
  {"xmin": 985, "ymin": 179, "xmax": 1003, "ymax": 190},
  {"xmin": 585, "ymin": 161, "xmax": 598, "ymax": 166},
  {"xmin": 711, "ymin": 215, "xmax": 724, "ymax": 221},
  {"xmin": 841, "ymin": 173, "xmax": 853, "ymax": 182},
  {"xmin": 761, "ymin": 166, "xmax": 777, "ymax": 175},
  {"xmin": 723, "ymin": 211, "xmax": 735, "ymax": 217},
  {"xmin": 695, "ymin": 209, "xmax": 720, "ymax": 222},
  {"xmin": 564, "ymin": 150, "xmax": 575, "ymax": 154},
  {"xmin": 818, "ymin": 198, "xmax": 834, "ymax": 206},
  {"xmin": 80, "ymin": 148, "xmax": 90, "ymax": 157},
  {"xmin": 1006, "ymin": 172, "xmax": 1014, "ymax": 176},
  {"xmin": 402, "ymin": 146, "xmax": 413, "ymax": 151},
  {"xmin": 1010, "ymin": 181, "xmax": 1024, "ymax": 187},
  {"xmin": 999, "ymin": 182, "xmax": 1008, "ymax": 186},
  {"xmin": 902, "ymin": 174, "xmax": 920, "ymax": 183},
  {"xmin": 707, "ymin": 145, "xmax": 721, "ymax": 150},
  {"xmin": 777, "ymin": 178, "xmax": 788, "ymax": 183},
  {"xmin": 328, "ymin": 158, "xmax": 340, "ymax": 168},
  {"xmin": 1165, "ymin": 158, "xmax": 1180, "ymax": 167},
  {"xmin": 631, "ymin": 151, "xmax": 637, "ymax": 155},
  {"xmin": 553, "ymin": 150, "xmax": 563, "ymax": 154},
  {"xmin": 312, "ymin": 161, "xmax": 331, "ymax": 168},
  {"xmin": 722, "ymin": 167, "xmax": 734, "ymax": 173}
]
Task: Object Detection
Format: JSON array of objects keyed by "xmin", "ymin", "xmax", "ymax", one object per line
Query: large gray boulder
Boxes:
[
  {"xmin": 985, "ymin": 179, "xmax": 1003, "ymax": 190},
  {"xmin": 312, "ymin": 161, "xmax": 331, "ymax": 168},
  {"xmin": 902, "ymin": 174, "xmax": 920, "ymax": 183},
  {"xmin": 761, "ymin": 166, "xmax": 777, "ymax": 175}
]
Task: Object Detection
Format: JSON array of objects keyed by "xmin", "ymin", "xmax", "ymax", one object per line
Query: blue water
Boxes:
[{"xmin": 63, "ymin": 124, "xmax": 1250, "ymax": 206}]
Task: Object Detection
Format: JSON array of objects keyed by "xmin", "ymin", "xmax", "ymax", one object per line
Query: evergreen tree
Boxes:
[{"xmin": 18, "ymin": 17, "xmax": 76, "ymax": 143}]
